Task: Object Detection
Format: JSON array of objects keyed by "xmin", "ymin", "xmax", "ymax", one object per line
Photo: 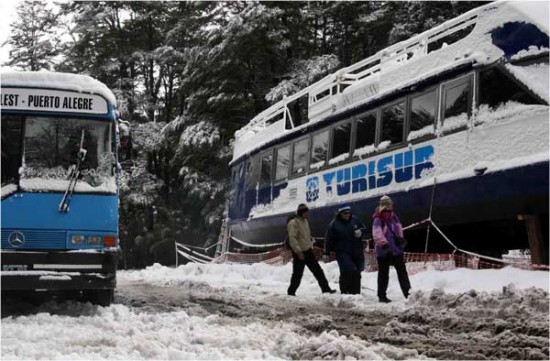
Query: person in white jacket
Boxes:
[{"xmin": 287, "ymin": 204, "xmax": 335, "ymax": 296}]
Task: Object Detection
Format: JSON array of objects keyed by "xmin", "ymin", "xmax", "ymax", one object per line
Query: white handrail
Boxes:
[{"xmin": 235, "ymin": 4, "xmax": 484, "ymax": 140}]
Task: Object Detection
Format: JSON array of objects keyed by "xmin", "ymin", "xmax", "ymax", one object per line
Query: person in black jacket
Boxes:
[{"xmin": 324, "ymin": 205, "xmax": 366, "ymax": 294}]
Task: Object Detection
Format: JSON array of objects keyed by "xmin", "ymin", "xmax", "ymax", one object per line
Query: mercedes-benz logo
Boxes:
[{"xmin": 8, "ymin": 231, "xmax": 25, "ymax": 247}]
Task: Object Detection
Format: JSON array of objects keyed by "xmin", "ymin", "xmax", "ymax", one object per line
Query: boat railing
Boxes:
[{"xmin": 236, "ymin": 4, "xmax": 483, "ymax": 140}]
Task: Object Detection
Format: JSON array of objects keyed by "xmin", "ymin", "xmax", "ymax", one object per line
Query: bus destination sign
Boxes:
[{"xmin": 1, "ymin": 87, "xmax": 109, "ymax": 115}]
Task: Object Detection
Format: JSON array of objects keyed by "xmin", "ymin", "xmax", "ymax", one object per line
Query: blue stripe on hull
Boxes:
[{"xmin": 229, "ymin": 161, "xmax": 549, "ymax": 247}]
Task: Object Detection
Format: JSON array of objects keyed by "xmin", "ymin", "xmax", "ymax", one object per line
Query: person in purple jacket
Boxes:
[{"xmin": 372, "ymin": 195, "xmax": 411, "ymax": 303}]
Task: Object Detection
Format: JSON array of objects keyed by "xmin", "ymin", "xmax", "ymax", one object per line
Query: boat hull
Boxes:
[{"xmin": 228, "ymin": 160, "xmax": 549, "ymax": 254}]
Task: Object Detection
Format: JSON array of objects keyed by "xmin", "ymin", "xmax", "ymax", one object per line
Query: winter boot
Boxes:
[
  {"xmin": 350, "ymin": 271, "xmax": 361, "ymax": 294},
  {"xmin": 378, "ymin": 296, "xmax": 392, "ymax": 303},
  {"xmin": 339, "ymin": 276, "xmax": 350, "ymax": 294}
]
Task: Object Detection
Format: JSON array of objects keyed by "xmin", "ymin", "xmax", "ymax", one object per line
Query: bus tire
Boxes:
[{"xmin": 87, "ymin": 289, "xmax": 114, "ymax": 307}]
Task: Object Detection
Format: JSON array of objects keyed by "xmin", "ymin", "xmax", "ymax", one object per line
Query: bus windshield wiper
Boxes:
[{"xmin": 59, "ymin": 130, "xmax": 87, "ymax": 213}]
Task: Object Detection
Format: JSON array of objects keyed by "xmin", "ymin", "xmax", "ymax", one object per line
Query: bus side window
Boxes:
[
  {"xmin": 380, "ymin": 100, "xmax": 405, "ymax": 147},
  {"xmin": 442, "ymin": 76, "xmax": 472, "ymax": 122},
  {"xmin": 275, "ymin": 145, "xmax": 291, "ymax": 181},
  {"xmin": 310, "ymin": 130, "xmax": 328, "ymax": 170},
  {"xmin": 330, "ymin": 122, "xmax": 351, "ymax": 163},
  {"xmin": 291, "ymin": 138, "xmax": 309, "ymax": 176},
  {"xmin": 353, "ymin": 112, "xmax": 376, "ymax": 157},
  {"xmin": 1, "ymin": 116, "xmax": 23, "ymax": 186}
]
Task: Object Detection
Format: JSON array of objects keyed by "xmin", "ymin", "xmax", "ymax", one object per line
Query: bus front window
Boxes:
[{"xmin": 23, "ymin": 117, "xmax": 113, "ymax": 189}]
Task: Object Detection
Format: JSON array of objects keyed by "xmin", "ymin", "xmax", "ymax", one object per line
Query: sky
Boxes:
[{"xmin": 1, "ymin": 262, "xmax": 549, "ymax": 359}]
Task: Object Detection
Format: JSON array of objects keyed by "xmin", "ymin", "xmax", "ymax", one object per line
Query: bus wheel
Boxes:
[{"xmin": 87, "ymin": 289, "xmax": 114, "ymax": 307}]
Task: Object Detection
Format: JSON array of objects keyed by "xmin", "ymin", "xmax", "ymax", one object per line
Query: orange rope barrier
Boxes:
[{"xmin": 213, "ymin": 246, "xmax": 549, "ymax": 272}]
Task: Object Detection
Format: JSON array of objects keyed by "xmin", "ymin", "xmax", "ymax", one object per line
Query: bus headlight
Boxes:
[
  {"xmin": 71, "ymin": 235, "xmax": 85, "ymax": 245},
  {"xmin": 103, "ymin": 236, "xmax": 117, "ymax": 247},
  {"xmin": 88, "ymin": 236, "xmax": 102, "ymax": 245}
]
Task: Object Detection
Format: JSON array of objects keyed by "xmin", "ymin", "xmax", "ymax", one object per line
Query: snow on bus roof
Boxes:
[{"xmin": 1, "ymin": 71, "xmax": 117, "ymax": 106}]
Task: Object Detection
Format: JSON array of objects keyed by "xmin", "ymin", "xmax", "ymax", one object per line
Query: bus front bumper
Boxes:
[{"xmin": 1, "ymin": 250, "xmax": 117, "ymax": 291}]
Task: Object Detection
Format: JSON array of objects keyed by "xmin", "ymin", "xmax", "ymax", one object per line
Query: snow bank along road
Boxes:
[{"xmin": 2, "ymin": 262, "xmax": 549, "ymax": 360}]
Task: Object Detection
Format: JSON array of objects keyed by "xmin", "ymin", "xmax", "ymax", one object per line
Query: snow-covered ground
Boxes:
[{"xmin": 2, "ymin": 262, "xmax": 549, "ymax": 360}]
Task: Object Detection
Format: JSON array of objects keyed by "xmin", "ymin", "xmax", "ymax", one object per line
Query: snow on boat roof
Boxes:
[
  {"xmin": 1, "ymin": 71, "xmax": 117, "ymax": 106},
  {"xmin": 231, "ymin": 1, "xmax": 549, "ymax": 165}
]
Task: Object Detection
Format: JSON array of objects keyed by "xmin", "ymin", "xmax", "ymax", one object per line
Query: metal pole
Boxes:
[
  {"xmin": 424, "ymin": 177, "xmax": 437, "ymax": 253},
  {"xmin": 124, "ymin": 235, "xmax": 127, "ymax": 270},
  {"xmin": 175, "ymin": 241, "xmax": 178, "ymax": 268}
]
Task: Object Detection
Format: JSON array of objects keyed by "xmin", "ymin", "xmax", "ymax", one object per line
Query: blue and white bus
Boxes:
[
  {"xmin": 1, "ymin": 71, "xmax": 121, "ymax": 306},
  {"xmin": 225, "ymin": 2, "xmax": 549, "ymax": 263}
]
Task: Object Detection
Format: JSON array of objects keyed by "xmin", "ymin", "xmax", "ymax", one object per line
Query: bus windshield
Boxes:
[{"xmin": 12, "ymin": 116, "xmax": 115, "ymax": 192}]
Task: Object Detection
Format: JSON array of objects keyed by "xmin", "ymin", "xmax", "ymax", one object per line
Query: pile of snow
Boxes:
[
  {"xmin": 120, "ymin": 262, "xmax": 549, "ymax": 299},
  {"xmin": 1, "ymin": 301, "xmax": 424, "ymax": 360},
  {"xmin": 2, "ymin": 263, "xmax": 548, "ymax": 360}
]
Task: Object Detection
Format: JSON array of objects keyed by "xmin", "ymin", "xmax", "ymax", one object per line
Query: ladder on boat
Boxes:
[{"xmin": 215, "ymin": 218, "xmax": 230, "ymax": 260}]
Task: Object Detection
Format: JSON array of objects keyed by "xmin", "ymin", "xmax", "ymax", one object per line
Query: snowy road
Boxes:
[{"xmin": 2, "ymin": 262, "xmax": 549, "ymax": 360}]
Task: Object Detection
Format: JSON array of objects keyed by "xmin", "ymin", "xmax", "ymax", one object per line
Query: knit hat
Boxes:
[
  {"xmin": 338, "ymin": 205, "xmax": 351, "ymax": 213},
  {"xmin": 296, "ymin": 203, "xmax": 309, "ymax": 216},
  {"xmin": 379, "ymin": 195, "xmax": 393, "ymax": 210}
]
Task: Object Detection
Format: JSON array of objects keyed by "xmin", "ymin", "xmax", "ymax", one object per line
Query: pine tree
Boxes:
[{"xmin": 4, "ymin": 0, "xmax": 61, "ymax": 70}]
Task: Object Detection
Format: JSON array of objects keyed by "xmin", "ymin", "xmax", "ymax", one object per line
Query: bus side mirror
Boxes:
[{"xmin": 117, "ymin": 120, "xmax": 132, "ymax": 161}]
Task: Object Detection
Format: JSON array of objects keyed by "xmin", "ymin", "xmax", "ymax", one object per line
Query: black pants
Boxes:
[
  {"xmin": 288, "ymin": 248, "xmax": 331, "ymax": 295},
  {"xmin": 336, "ymin": 252, "xmax": 364, "ymax": 294},
  {"xmin": 377, "ymin": 254, "xmax": 411, "ymax": 298}
]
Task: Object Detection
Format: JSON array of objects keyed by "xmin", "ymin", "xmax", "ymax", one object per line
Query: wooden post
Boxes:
[{"xmin": 518, "ymin": 214, "xmax": 545, "ymax": 265}]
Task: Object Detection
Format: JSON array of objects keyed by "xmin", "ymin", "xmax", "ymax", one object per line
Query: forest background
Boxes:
[{"xmin": 4, "ymin": 0, "xmax": 484, "ymax": 268}]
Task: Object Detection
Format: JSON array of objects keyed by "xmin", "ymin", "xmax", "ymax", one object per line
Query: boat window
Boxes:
[
  {"xmin": 410, "ymin": 89, "xmax": 437, "ymax": 132},
  {"xmin": 291, "ymin": 138, "xmax": 309, "ymax": 176},
  {"xmin": 275, "ymin": 145, "xmax": 291, "ymax": 181},
  {"xmin": 309, "ymin": 130, "xmax": 329, "ymax": 170},
  {"xmin": 354, "ymin": 112, "xmax": 376, "ymax": 156},
  {"xmin": 443, "ymin": 78, "xmax": 471, "ymax": 120},
  {"xmin": 381, "ymin": 101, "xmax": 405, "ymax": 146},
  {"xmin": 330, "ymin": 122, "xmax": 351, "ymax": 161},
  {"xmin": 287, "ymin": 94, "xmax": 309, "ymax": 129},
  {"xmin": 1, "ymin": 115, "xmax": 23, "ymax": 186},
  {"xmin": 231, "ymin": 167, "xmax": 237, "ymax": 185},
  {"xmin": 491, "ymin": 22, "xmax": 549, "ymax": 59},
  {"xmin": 246, "ymin": 155, "xmax": 260, "ymax": 189},
  {"xmin": 260, "ymin": 152, "xmax": 272, "ymax": 186},
  {"xmin": 480, "ymin": 67, "xmax": 543, "ymax": 109}
]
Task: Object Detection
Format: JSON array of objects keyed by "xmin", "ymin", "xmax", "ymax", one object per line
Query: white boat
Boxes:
[{"xmin": 223, "ymin": 1, "xmax": 549, "ymax": 262}]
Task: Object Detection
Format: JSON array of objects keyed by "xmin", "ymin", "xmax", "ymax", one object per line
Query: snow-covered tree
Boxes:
[
  {"xmin": 266, "ymin": 54, "xmax": 340, "ymax": 103},
  {"xmin": 4, "ymin": 0, "xmax": 61, "ymax": 70}
]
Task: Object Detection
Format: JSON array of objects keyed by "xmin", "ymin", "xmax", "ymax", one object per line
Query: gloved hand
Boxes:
[
  {"xmin": 322, "ymin": 254, "xmax": 330, "ymax": 263},
  {"xmin": 354, "ymin": 229, "xmax": 362, "ymax": 238},
  {"xmin": 376, "ymin": 240, "xmax": 392, "ymax": 257},
  {"xmin": 375, "ymin": 240, "xmax": 389, "ymax": 248}
]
